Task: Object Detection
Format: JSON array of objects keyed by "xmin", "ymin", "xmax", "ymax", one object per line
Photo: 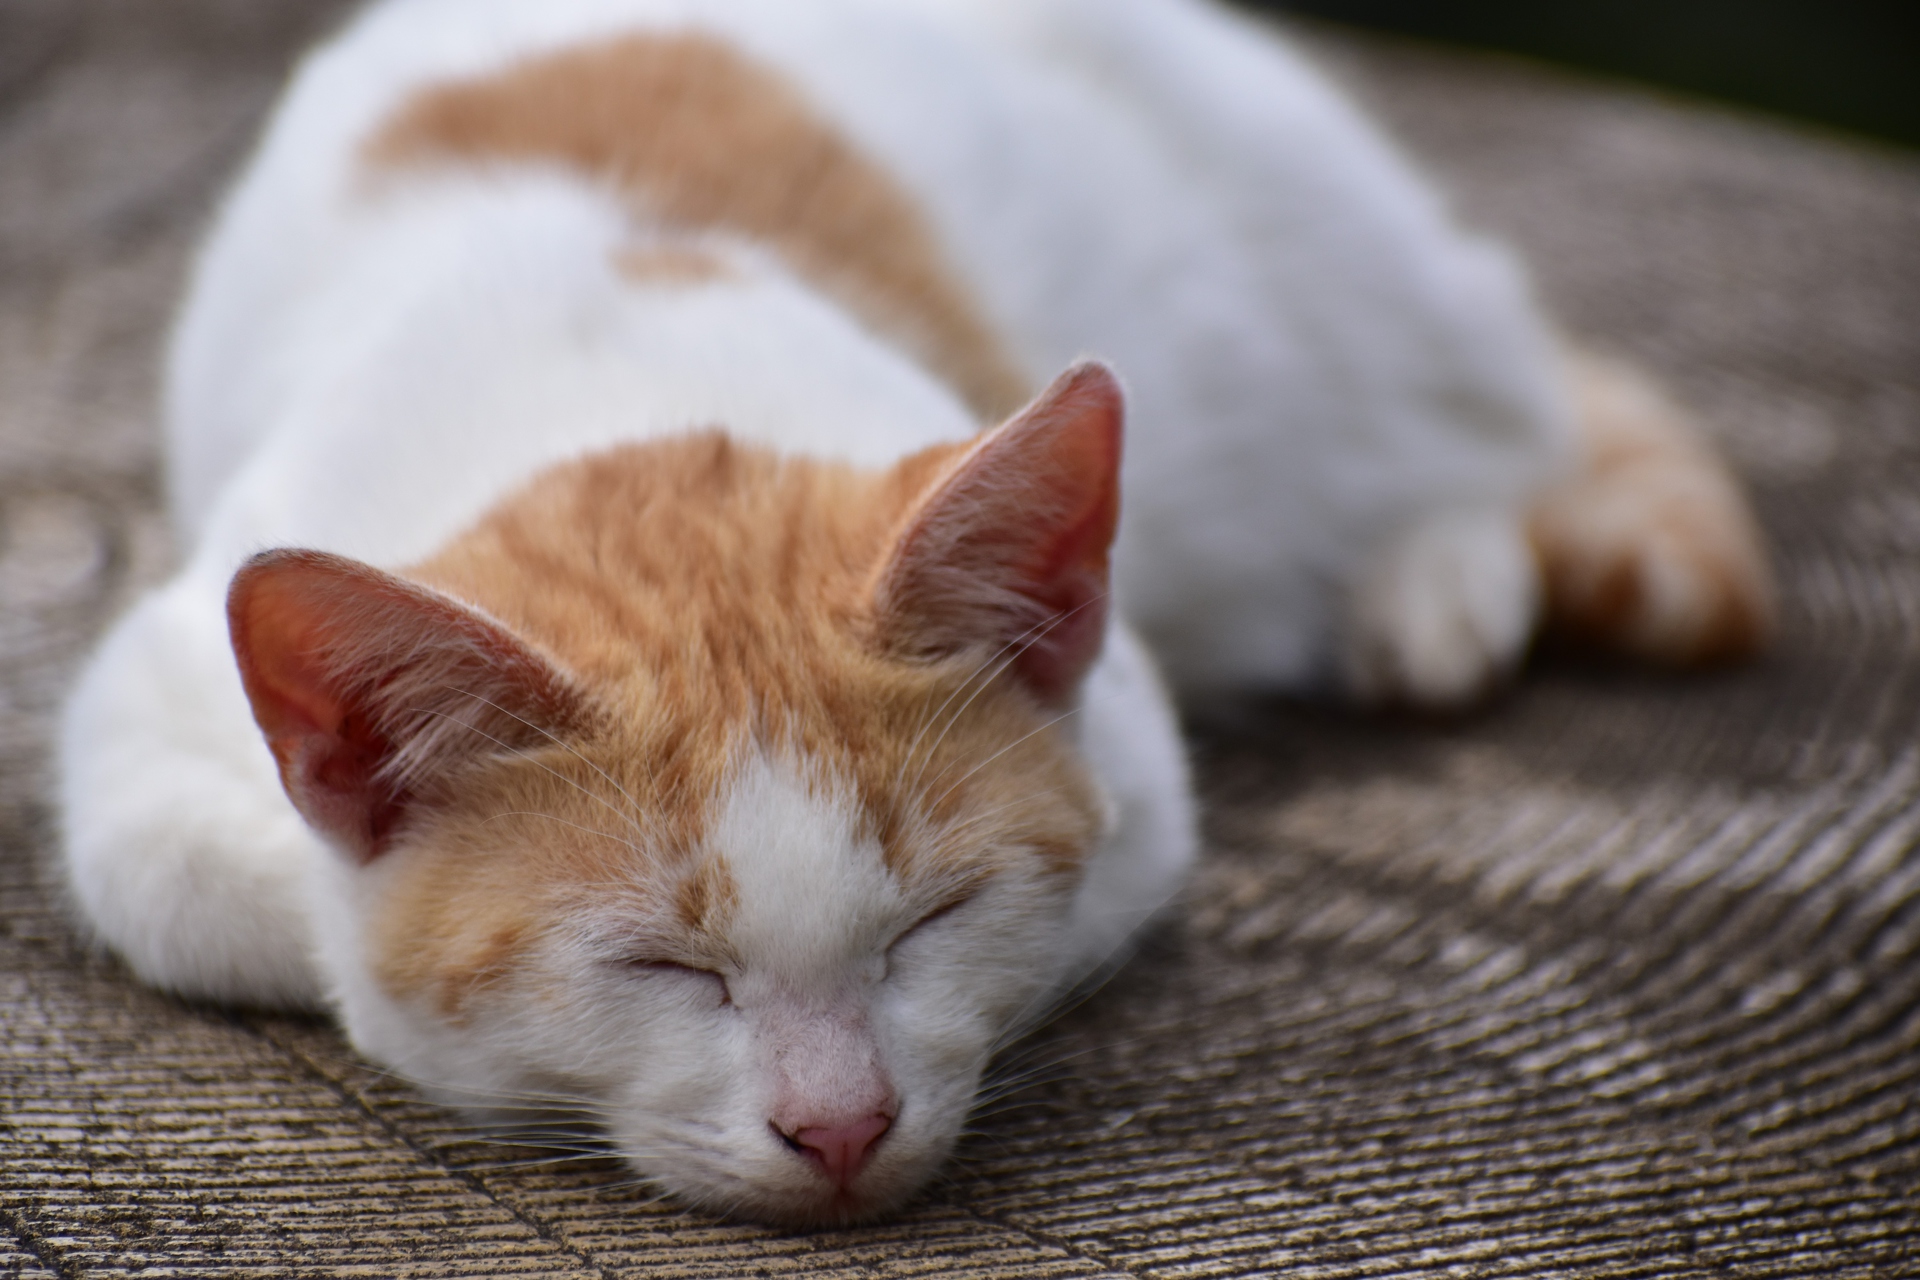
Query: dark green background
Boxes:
[{"xmin": 1245, "ymin": 0, "xmax": 1917, "ymax": 150}]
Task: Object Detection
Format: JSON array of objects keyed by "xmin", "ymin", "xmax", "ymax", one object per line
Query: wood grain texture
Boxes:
[{"xmin": 4, "ymin": 2, "xmax": 1919, "ymax": 1274}]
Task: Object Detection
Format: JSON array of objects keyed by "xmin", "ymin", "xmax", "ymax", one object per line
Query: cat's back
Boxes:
[
  {"xmin": 170, "ymin": 0, "xmax": 1064, "ymax": 513},
  {"xmin": 165, "ymin": 0, "xmax": 1294, "ymax": 553},
  {"xmin": 169, "ymin": 0, "xmax": 1567, "ymax": 694}
]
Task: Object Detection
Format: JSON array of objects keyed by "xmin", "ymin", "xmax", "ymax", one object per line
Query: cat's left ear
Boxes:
[
  {"xmin": 228, "ymin": 549, "xmax": 588, "ymax": 862},
  {"xmin": 871, "ymin": 361, "xmax": 1124, "ymax": 703}
]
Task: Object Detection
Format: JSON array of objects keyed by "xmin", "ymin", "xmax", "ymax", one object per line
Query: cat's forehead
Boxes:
[
  {"xmin": 409, "ymin": 433, "xmax": 1094, "ymax": 854},
  {"xmin": 699, "ymin": 747, "xmax": 907, "ymax": 974},
  {"xmin": 411, "ymin": 433, "xmax": 939, "ymax": 689}
]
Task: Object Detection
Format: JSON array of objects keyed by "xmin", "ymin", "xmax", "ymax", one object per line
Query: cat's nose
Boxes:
[{"xmin": 779, "ymin": 1112, "xmax": 893, "ymax": 1188}]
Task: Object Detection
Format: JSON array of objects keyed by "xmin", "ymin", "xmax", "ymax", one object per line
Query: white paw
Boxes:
[{"xmin": 1343, "ymin": 506, "xmax": 1540, "ymax": 708}]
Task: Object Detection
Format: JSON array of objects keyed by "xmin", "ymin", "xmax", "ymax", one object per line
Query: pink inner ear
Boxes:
[
  {"xmin": 231, "ymin": 570, "xmax": 398, "ymax": 859},
  {"xmin": 228, "ymin": 549, "xmax": 581, "ymax": 862},
  {"xmin": 872, "ymin": 362, "xmax": 1125, "ymax": 703}
]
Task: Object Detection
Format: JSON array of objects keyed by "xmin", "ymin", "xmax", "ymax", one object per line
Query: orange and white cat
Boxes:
[{"xmin": 57, "ymin": 0, "xmax": 1770, "ymax": 1226}]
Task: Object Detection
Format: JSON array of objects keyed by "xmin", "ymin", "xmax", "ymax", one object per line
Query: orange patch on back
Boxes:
[
  {"xmin": 363, "ymin": 31, "xmax": 1032, "ymax": 421},
  {"xmin": 613, "ymin": 241, "xmax": 733, "ymax": 286}
]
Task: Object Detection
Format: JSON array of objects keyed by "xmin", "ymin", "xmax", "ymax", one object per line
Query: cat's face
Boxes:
[
  {"xmin": 230, "ymin": 366, "xmax": 1125, "ymax": 1224},
  {"xmin": 332, "ymin": 677, "xmax": 1101, "ymax": 1225}
]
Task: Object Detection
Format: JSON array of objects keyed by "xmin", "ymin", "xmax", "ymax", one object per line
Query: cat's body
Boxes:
[{"xmin": 58, "ymin": 0, "xmax": 1771, "ymax": 1226}]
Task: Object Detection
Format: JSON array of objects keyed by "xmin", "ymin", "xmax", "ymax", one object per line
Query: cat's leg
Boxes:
[
  {"xmin": 1528, "ymin": 352, "xmax": 1774, "ymax": 664},
  {"xmin": 985, "ymin": 0, "xmax": 1773, "ymax": 699},
  {"xmin": 981, "ymin": 0, "xmax": 1572, "ymax": 693},
  {"xmin": 1343, "ymin": 354, "xmax": 1775, "ymax": 705},
  {"xmin": 58, "ymin": 576, "xmax": 328, "ymax": 1009}
]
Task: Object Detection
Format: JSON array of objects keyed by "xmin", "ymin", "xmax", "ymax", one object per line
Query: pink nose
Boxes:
[{"xmin": 781, "ymin": 1113, "xmax": 893, "ymax": 1188}]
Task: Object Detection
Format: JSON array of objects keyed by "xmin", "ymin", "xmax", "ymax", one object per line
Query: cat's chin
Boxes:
[
  {"xmin": 619, "ymin": 1113, "xmax": 960, "ymax": 1228},
  {"xmin": 720, "ymin": 1185, "xmax": 918, "ymax": 1230},
  {"xmin": 659, "ymin": 1161, "xmax": 934, "ymax": 1229}
]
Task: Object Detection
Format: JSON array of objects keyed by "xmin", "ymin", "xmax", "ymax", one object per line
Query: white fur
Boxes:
[
  {"xmin": 1344, "ymin": 506, "xmax": 1541, "ymax": 706},
  {"xmin": 61, "ymin": 0, "xmax": 1573, "ymax": 1220}
]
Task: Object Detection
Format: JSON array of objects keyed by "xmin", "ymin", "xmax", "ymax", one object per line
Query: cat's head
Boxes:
[{"xmin": 227, "ymin": 365, "xmax": 1126, "ymax": 1224}]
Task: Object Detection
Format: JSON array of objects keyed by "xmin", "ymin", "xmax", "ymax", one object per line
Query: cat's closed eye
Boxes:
[
  {"xmin": 626, "ymin": 960, "xmax": 732, "ymax": 1007},
  {"xmin": 887, "ymin": 895, "xmax": 977, "ymax": 957}
]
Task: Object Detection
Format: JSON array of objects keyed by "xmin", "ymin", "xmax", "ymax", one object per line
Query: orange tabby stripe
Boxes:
[{"xmin": 362, "ymin": 31, "xmax": 1033, "ymax": 422}]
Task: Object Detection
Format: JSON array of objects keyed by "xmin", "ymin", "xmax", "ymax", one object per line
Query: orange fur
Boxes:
[
  {"xmin": 612, "ymin": 240, "xmax": 733, "ymax": 285},
  {"xmin": 676, "ymin": 857, "xmax": 742, "ymax": 934},
  {"xmin": 363, "ymin": 434, "xmax": 1105, "ymax": 1014},
  {"xmin": 1529, "ymin": 352, "xmax": 1776, "ymax": 664},
  {"xmin": 363, "ymin": 32, "xmax": 1032, "ymax": 421}
]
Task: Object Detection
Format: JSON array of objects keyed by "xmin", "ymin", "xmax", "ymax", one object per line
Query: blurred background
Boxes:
[{"xmin": 1247, "ymin": 0, "xmax": 1918, "ymax": 150}]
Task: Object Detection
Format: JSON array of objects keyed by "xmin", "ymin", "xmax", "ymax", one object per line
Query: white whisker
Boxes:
[
  {"xmin": 925, "ymin": 704, "xmax": 1083, "ymax": 814},
  {"xmin": 443, "ymin": 684, "xmax": 657, "ymax": 826}
]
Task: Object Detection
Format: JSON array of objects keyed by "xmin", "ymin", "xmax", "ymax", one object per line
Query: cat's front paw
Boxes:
[{"xmin": 1342, "ymin": 506, "xmax": 1540, "ymax": 709}]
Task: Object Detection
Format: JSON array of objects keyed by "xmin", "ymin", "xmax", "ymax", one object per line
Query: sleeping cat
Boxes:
[{"xmin": 57, "ymin": 0, "xmax": 1771, "ymax": 1227}]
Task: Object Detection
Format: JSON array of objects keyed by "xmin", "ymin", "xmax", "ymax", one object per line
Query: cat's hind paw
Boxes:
[
  {"xmin": 1528, "ymin": 354, "xmax": 1775, "ymax": 666},
  {"xmin": 1342, "ymin": 506, "xmax": 1540, "ymax": 710}
]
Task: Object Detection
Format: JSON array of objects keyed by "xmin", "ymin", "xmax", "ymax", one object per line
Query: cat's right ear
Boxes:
[
  {"xmin": 227, "ymin": 549, "xmax": 586, "ymax": 863},
  {"xmin": 870, "ymin": 361, "xmax": 1125, "ymax": 704}
]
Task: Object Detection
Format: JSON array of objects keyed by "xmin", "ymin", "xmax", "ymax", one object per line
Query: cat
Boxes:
[{"xmin": 56, "ymin": 0, "xmax": 1771, "ymax": 1227}]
